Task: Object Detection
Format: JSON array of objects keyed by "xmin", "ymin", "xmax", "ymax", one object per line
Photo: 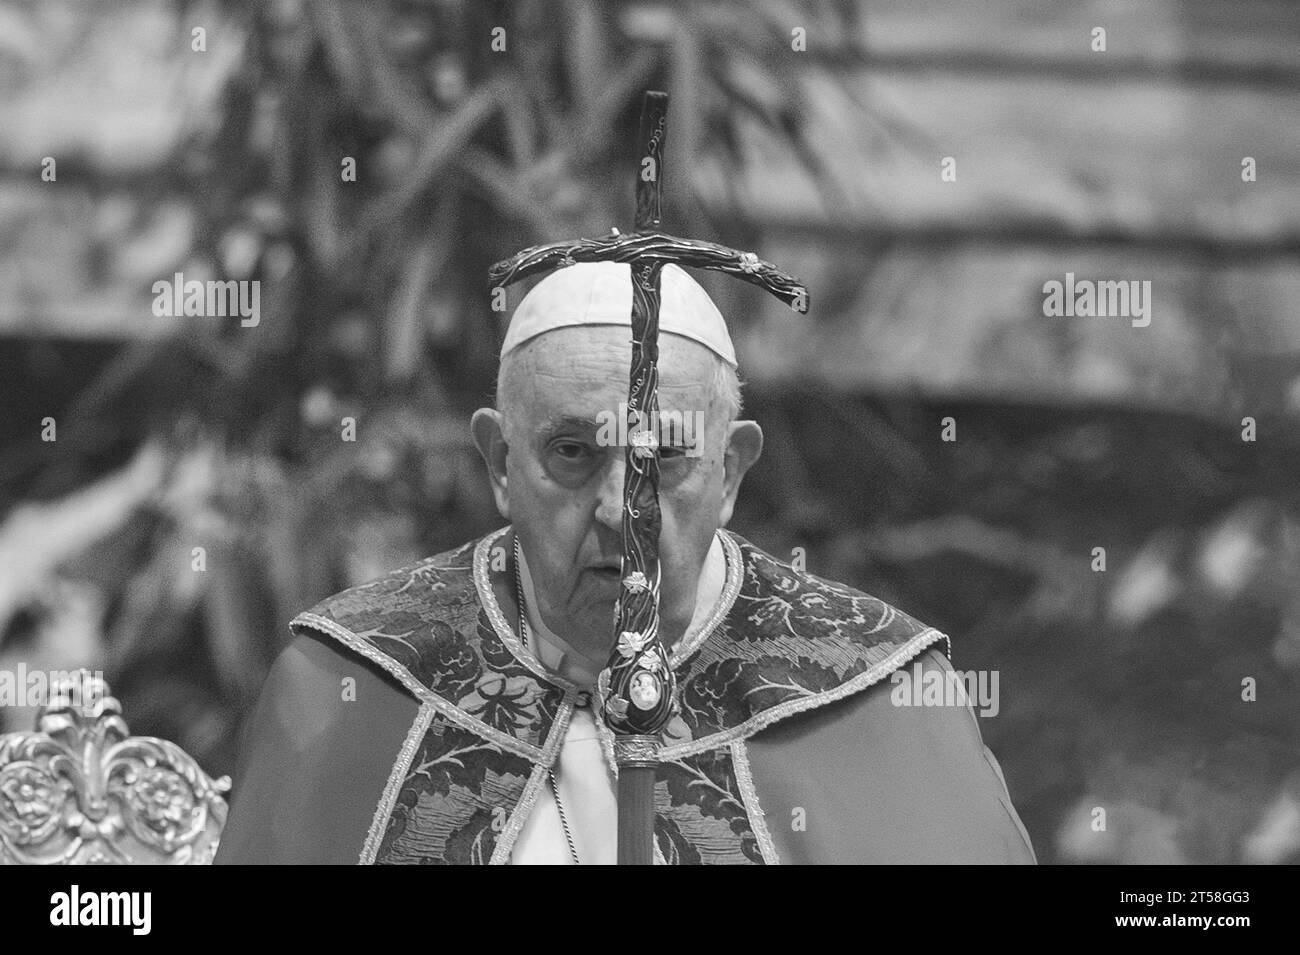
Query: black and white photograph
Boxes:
[{"xmin": 0, "ymin": 0, "xmax": 1295, "ymax": 915}]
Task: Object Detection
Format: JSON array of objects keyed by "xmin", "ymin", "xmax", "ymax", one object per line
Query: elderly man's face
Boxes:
[{"xmin": 472, "ymin": 325, "xmax": 762, "ymax": 662}]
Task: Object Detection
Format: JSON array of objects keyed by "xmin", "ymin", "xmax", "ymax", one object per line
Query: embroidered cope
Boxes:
[{"xmin": 214, "ymin": 526, "xmax": 1038, "ymax": 865}]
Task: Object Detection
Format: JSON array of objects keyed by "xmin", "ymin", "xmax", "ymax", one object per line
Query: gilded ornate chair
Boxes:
[{"xmin": 0, "ymin": 671, "xmax": 229, "ymax": 864}]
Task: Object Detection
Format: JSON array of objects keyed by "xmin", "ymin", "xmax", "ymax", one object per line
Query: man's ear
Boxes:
[
  {"xmin": 471, "ymin": 408, "xmax": 510, "ymax": 520},
  {"xmin": 717, "ymin": 420, "xmax": 762, "ymax": 528}
]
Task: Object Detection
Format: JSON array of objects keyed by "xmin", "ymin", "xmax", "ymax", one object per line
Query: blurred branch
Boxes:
[
  {"xmin": 350, "ymin": 77, "xmax": 509, "ymax": 250},
  {"xmin": 0, "ymin": 443, "xmax": 165, "ymax": 631}
]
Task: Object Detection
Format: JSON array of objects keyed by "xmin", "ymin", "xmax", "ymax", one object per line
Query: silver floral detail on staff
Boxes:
[
  {"xmin": 617, "ymin": 630, "xmax": 649, "ymax": 658},
  {"xmin": 628, "ymin": 429, "xmax": 657, "ymax": 460}
]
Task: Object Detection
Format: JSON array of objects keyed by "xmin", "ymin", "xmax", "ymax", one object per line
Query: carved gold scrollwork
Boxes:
[{"xmin": 0, "ymin": 671, "xmax": 230, "ymax": 865}]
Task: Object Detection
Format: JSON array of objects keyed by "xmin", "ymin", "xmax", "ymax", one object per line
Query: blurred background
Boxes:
[{"xmin": 1, "ymin": 0, "xmax": 1298, "ymax": 864}]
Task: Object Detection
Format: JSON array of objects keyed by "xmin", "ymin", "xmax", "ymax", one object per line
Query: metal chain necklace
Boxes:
[{"xmin": 514, "ymin": 538, "xmax": 582, "ymax": 865}]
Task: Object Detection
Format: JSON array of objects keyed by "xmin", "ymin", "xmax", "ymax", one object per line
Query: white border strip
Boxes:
[
  {"xmin": 660, "ymin": 629, "xmax": 951, "ymax": 759},
  {"xmin": 488, "ymin": 696, "xmax": 577, "ymax": 864},
  {"xmin": 359, "ymin": 702, "xmax": 434, "ymax": 864},
  {"xmin": 731, "ymin": 739, "xmax": 780, "ymax": 865},
  {"xmin": 292, "ymin": 611, "xmax": 542, "ymax": 762}
]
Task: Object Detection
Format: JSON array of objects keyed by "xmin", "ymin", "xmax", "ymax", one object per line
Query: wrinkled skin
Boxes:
[{"xmin": 471, "ymin": 325, "xmax": 762, "ymax": 669}]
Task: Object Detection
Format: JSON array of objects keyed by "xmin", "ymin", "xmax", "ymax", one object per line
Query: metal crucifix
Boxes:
[{"xmin": 489, "ymin": 90, "xmax": 809, "ymax": 865}]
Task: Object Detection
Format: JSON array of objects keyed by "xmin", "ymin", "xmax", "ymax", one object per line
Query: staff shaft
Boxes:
[{"xmin": 617, "ymin": 768, "xmax": 656, "ymax": 865}]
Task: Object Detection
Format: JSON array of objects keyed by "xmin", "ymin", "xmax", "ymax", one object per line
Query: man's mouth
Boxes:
[{"xmin": 588, "ymin": 564, "xmax": 621, "ymax": 581}]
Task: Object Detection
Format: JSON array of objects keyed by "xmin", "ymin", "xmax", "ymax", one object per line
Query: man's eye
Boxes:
[{"xmin": 552, "ymin": 441, "xmax": 590, "ymax": 460}]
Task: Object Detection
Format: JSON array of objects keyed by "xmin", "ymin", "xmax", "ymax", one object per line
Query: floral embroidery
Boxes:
[{"xmin": 376, "ymin": 718, "xmax": 530, "ymax": 865}]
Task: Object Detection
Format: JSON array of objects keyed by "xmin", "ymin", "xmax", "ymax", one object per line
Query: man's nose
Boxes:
[{"xmin": 593, "ymin": 453, "xmax": 626, "ymax": 531}]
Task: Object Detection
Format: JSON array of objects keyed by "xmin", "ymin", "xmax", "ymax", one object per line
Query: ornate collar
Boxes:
[{"xmin": 474, "ymin": 526, "xmax": 744, "ymax": 696}]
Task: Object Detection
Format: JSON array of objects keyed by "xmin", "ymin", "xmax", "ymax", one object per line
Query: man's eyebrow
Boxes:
[{"xmin": 533, "ymin": 415, "xmax": 599, "ymax": 439}]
